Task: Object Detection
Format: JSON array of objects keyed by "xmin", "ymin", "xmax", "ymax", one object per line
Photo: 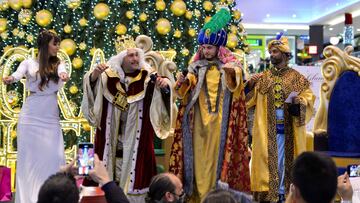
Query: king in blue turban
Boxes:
[{"xmin": 169, "ymin": 8, "xmax": 251, "ymax": 202}]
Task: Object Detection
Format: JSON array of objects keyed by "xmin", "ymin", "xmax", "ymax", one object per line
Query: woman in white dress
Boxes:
[{"xmin": 2, "ymin": 30, "xmax": 69, "ymax": 203}]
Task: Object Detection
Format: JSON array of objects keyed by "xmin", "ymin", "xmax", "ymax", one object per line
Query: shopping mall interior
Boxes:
[{"xmin": 237, "ymin": 0, "xmax": 360, "ymax": 70}]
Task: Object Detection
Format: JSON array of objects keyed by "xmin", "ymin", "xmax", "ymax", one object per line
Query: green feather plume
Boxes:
[{"xmin": 202, "ymin": 8, "xmax": 231, "ymax": 35}]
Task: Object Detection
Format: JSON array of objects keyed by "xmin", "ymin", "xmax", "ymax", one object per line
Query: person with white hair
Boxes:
[{"xmin": 82, "ymin": 45, "xmax": 176, "ymax": 203}]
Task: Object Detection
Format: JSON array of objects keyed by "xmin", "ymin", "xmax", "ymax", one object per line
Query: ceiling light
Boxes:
[
  {"xmin": 357, "ymin": 29, "xmax": 360, "ymax": 32},
  {"xmin": 292, "ymin": 14, "xmax": 297, "ymax": 18},
  {"xmin": 329, "ymin": 27, "xmax": 334, "ymax": 31},
  {"xmin": 243, "ymin": 23, "xmax": 309, "ymax": 30},
  {"xmin": 330, "ymin": 37, "xmax": 340, "ymax": 45}
]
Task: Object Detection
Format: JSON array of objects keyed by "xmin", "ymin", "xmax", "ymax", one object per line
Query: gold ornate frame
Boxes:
[{"xmin": 313, "ymin": 45, "xmax": 360, "ymax": 135}]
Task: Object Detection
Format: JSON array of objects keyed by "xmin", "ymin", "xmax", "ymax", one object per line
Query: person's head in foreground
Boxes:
[
  {"xmin": 289, "ymin": 152, "xmax": 338, "ymax": 203},
  {"xmin": 146, "ymin": 173, "xmax": 184, "ymax": 203},
  {"xmin": 37, "ymin": 172, "xmax": 79, "ymax": 203},
  {"xmin": 202, "ymin": 188, "xmax": 237, "ymax": 203}
]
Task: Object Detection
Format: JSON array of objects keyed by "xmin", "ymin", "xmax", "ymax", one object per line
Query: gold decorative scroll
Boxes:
[{"xmin": 313, "ymin": 46, "xmax": 360, "ymax": 135}]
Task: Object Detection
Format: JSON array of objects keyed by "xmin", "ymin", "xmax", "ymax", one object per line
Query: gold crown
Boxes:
[{"xmin": 115, "ymin": 35, "xmax": 137, "ymax": 53}]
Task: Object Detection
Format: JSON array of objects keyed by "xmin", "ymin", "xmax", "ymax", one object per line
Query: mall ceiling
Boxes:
[{"xmin": 236, "ymin": 0, "xmax": 360, "ymax": 42}]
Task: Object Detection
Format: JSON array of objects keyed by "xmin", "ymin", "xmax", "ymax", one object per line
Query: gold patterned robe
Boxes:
[
  {"xmin": 246, "ymin": 67, "xmax": 315, "ymax": 202},
  {"xmin": 170, "ymin": 60, "xmax": 250, "ymax": 202}
]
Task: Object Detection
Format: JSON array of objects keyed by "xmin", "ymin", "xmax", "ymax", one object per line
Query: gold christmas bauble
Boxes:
[
  {"xmin": 68, "ymin": 101, "xmax": 78, "ymax": 114},
  {"xmin": 94, "ymin": 3, "xmax": 110, "ymax": 20},
  {"xmin": 139, "ymin": 13, "xmax": 147, "ymax": 22},
  {"xmin": 18, "ymin": 31, "xmax": 25, "ymax": 38},
  {"xmin": 125, "ymin": 10, "xmax": 134, "ymax": 19},
  {"xmin": 82, "ymin": 122, "xmax": 91, "ymax": 131},
  {"xmin": 174, "ymin": 29, "xmax": 181, "ymax": 38},
  {"xmin": 156, "ymin": 18, "xmax": 171, "ymax": 35},
  {"xmin": 79, "ymin": 42, "xmax": 86, "ymax": 50},
  {"xmin": 194, "ymin": 9, "xmax": 201, "ymax": 17},
  {"xmin": 188, "ymin": 28, "xmax": 196, "ymax": 37},
  {"xmin": 72, "ymin": 57, "xmax": 83, "ymax": 69},
  {"xmin": 155, "ymin": 0, "xmax": 165, "ymax": 11},
  {"xmin": 26, "ymin": 34, "xmax": 34, "ymax": 43},
  {"xmin": 18, "ymin": 9, "xmax": 32, "ymax": 25},
  {"xmin": 35, "ymin": 9, "xmax": 53, "ymax": 27},
  {"xmin": 79, "ymin": 17, "xmax": 88, "ymax": 27},
  {"xmin": 185, "ymin": 10, "xmax": 192, "ymax": 20},
  {"xmin": 115, "ymin": 23, "xmax": 127, "ymax": 35},
  {"xmin": 204, "ymin": 16, "xmax": 211, "ymax": 23},
  {"xmin": 22, "ymin": 0, "xmax": 32, "ymax": 8},
  {"xmin": 90, "ymin": 47, "xmax": 97, "ymax": 56},
  {"xmin": 12, "ymin": 28, "xmax": 19, "ymax": 36},
  {"xmin": 233, "ymin": 10, "xmax": 242, "ymax": 20},
  {"xmin": 226, "ymin": 33, "xmax": 238, "ymax": 49},
  {"xmin": 64, "ymin": 24, "xmax": 72, "ymax": 33},
  {"xmin": 7, "ymin": 90, "xmax": 19, "ymax": 106},
  {"xmin": 230, "ymin": 25, "xmax": 237, "ymax": 33},
  {"xmin": 1, "ymin": 32, "xmax": 9, "ymax": 40},
  {"xmin": 0, "ymin": 0, "xmax": 9, "ymax": 11},
  {"xmin": 66, "ymin": 0, "xmax": 81, "ymax": 9},
  {"xmin": 8, "ymin": 0, "xmax": 22, "ymax": 11},
  {"xmin": 60, "ymin": 39, "xmax": 77, "ymax": 56},
  {"xmin": 170, "ymin": 0, "xmax": 186, "ymax": 16},
  {"xmin": 69, "ymin": 85, "xmax": 78, "ymax": 94},
  {"xmin": 203, "ymin": 1, "xmax": 213, "ymax": 11},
  {"xmin": 0, "ymin": 18, "xmax": 7, "ymax": 33},
  {"xmin": 132, "ymin": 25, "xmax": 140, "ymax": 33},
  {"xmin": 181, "ymin": 48, "xmax": 189, "ymax": 56}
]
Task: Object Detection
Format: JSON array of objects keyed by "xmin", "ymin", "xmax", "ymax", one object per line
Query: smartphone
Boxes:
[
  {"xmin": 347, "ymin": 164, "xmax": 360, "ymax": 177},
  {"xmin": 77, "ymin": 143, "xmax": 94, "ymax": 176}
]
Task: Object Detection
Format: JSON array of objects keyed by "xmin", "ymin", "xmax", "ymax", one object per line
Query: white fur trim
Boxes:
[
  {"xmin": 107, "ymin": 48, "xmax": 152, "ymax": 83},
  {"xmin": 127, "ymin": 100, "xmax": 145, "ymax": 194}
]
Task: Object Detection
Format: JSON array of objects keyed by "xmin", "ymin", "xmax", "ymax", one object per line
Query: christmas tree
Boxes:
[{"xmin": 0, "ymin": 0, "xmax": 248, "ymax": 149}]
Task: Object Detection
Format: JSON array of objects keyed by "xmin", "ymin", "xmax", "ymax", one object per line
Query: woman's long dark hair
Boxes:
[{"xmin": 37, "ymin": 30, "xmax": 60, "ymax": 91}]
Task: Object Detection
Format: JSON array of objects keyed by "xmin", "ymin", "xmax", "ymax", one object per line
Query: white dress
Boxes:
[{"xmin": 11, "ymin": 59, "xmax": 66, "ymax": 203}]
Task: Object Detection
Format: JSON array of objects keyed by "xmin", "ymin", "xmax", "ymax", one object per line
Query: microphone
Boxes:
[
  {"xmin": 150, "ymin": 73, "xmax": 170, "ymax": 94},
  {"xmin": 175, "ymin": 69, "xmax": 189, "ymax": 90}
]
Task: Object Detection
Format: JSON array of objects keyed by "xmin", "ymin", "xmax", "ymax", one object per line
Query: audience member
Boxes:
[
  {"xmin": 146, "ymin": 173, "xmax": 184, "ymax": 203},
  {"xmin": 286, "ymin": 152, "xmax": 338, "ymax": 203},
  {"xmin": 37, "ymin": 173, "xmax": 79, "ymax": 203},
  {"xmin": 202, "ymin": 189, "xmax": 237, "ymax": 203},
  {"xmin": 38, "ymin": 154, "xmax": 129, "ymax": 203}
]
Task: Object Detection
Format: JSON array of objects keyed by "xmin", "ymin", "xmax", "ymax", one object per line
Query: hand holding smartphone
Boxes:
[
  {"xmin": 348, "ymin": 164, "xmax": 360, "ymax": 178},
  {"xmin": 77, "ymin": 143, "xmax": 94, "ymax": 176}
]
